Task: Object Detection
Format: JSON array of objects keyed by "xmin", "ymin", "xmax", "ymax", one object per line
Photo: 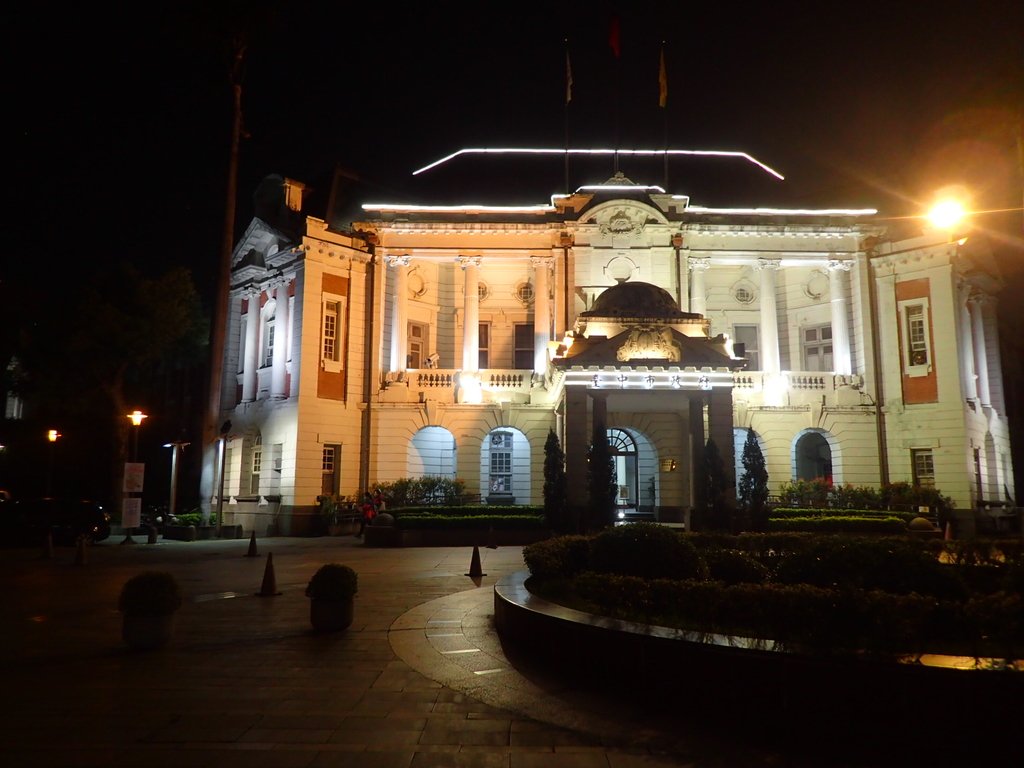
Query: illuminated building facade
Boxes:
[{"xmin": 213, "ymin": 165, "xmax": 1014, "ymax": 535}]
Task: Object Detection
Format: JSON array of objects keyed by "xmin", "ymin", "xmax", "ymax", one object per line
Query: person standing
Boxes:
[{"xmin": 356, "ymin": 492, "xmax": 375, "ymax": 537}]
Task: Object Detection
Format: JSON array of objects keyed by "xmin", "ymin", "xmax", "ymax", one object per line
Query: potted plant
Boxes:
[
  {"xmin": 118, "ymin": 570, "xmax": 183, "ymax": 650},
  {"xmin": 318, "ymin": 495, "xmax": 346, "ymax": 536},
  {"xmin": 305, "ymin": 563, "xmax": 358, "ymax": 632}
]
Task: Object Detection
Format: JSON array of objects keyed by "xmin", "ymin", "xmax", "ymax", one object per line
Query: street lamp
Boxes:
[
  {"xmin": 46, "ymin": 429, "xmax": 61, "ymax": 497},
  {"xmin": 162, "ymin": 439, "xmax": 190, "ymax": 520},
  {"xmin": 122, "ymin": 410, "xmax": 148, "ymax": 544}
]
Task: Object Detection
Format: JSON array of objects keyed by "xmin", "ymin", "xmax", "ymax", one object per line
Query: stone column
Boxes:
[
  {"xmin": 241, "ymin": 288, "xmax": 260, "ymax": 402},
  {"xmin": 970, "ymin": 295, "xmax": 990, "ymax": 407},
  {"xmin": 532, "ymin": 256, "xmax": 551, "ymax": 375},
  {"xmin": 460, "ymin": 257, "xmax": 481, "ymax": 372},
  {"xmin": 564, "ymin": 386, "xmax": 589, "ymax": 533},
  {"xmin": 388, "ymin": 255, "xmax": 410, "ymax": 372},
  {"xmin": 827, "ymin": 259, "xmax": 853, "ymax": 375},
  {"xmin": 688, "ymin": 257, "xmax": 709, "ymax": 316},
  {"xmin": 270, "ymin": 279, "xmax": 290, "ymax": 399},
  {"xmin": 958, "ymin": 282, "xmax": 978, "ymax": 401},
  {"xmin": 755, "ymin": 258, "xmax": 781, "ymax": 373}
]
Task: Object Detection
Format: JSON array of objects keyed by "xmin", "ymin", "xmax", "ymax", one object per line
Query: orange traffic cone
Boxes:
[
  {"xmin": 465, "ymin": 545, "xmax": 486, "ymax": 577},
  {"xmin": 245, "ymin": 531, "xmax": 259, "ymax": 557},
  {"xmin": 944, "ymin": 521, "xmax": 953, "ymax": 541},
  {"xmin": 73, "ymin": 535, "xmax": 88, "ymax": 567},
  {"xmin": 256, "ymin": 552, "xmax": 282, "ymax": 596}
]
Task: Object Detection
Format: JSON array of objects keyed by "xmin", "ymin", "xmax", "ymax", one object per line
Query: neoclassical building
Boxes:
[{"xmin": 211, "ymin": 162, "xmax": 1014, "ymax": 535}]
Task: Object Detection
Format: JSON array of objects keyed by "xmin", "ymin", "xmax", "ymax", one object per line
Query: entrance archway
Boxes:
[
  {"xmin": 408, "ymin": 426, "xmax": 456, "ymax": 478},
  {"xmin": 793, "ymin": 429, "xmax": 833, "ymax": 483}
]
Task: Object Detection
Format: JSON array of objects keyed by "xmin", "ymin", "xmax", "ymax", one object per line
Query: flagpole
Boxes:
[
  {"xmin": 564, "ymin": 40, "xmax": 572, "ymax": 194},
  {"xmin": 660, "ymin": 42, "xmax": 669, "ymax": 189},
  {"xmin": 609, "ymin": 15, "xmax": 621, "ymax": 174}
]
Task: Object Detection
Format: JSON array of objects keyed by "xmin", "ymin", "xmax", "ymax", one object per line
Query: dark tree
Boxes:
[
  {"xmin": 543, "ymin": 429, "xmax": 569, "ymax": 532},
  {"xmin": 737, "ymin": 428, "xmax": 769, "ymax": 531},
  {"xmin": 17, "ymin": 262, "xmax": 207, "ymax": 508},
  {"xmin": 587, "ymin": 426, "xmax": 617, "ymax": 531},
  {"xmin": 702, "ymin": 437, "xmax": 730, "ymax": 531}
]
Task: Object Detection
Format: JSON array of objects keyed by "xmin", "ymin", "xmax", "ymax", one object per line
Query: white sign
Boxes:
[
  {"xmin": 122, "ymin": 497, "xmax": 142, "ymax": 528},
  {"xmin": 123, "ymin": 462, "xmax": 145, "ymax": 493}
]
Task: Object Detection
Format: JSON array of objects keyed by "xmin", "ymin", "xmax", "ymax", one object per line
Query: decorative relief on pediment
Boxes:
[
  {"xmin": 616, "ymin": 325, "xmax": 681, "ymax": 362},
  {"xmin": 598, "ymin": 208, "xmax": 647, "ymax": 238}
]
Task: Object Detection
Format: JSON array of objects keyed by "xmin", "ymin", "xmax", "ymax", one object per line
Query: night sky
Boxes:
[
  {"xmin": 11, "ymin": 1, "xmax": 1022, "ymax": 302},
  {"xmin": 4, "ymin": 0, "xmax": 1023, "ymax": 503}
]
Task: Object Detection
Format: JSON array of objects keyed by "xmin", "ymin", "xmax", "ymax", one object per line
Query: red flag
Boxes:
[
  {"xmin": 608, "ymin": 16, "xmax": 621, "ymax": 58},
  {"xmin": 658, "ymin": 47, "xmax": 667, "ymax": 107}
]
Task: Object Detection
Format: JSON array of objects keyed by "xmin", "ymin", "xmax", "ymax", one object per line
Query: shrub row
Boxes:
[
  {"xmin": 766, "ymin": 515, "xmax": 909, "ymax": 534},
  {"xmin": 564, "ymin": 571, "xmax": 1023, "ymax": 658},
  {"xmin": 393, "ymin": 505, "xmax": 543, "ymax": 518},
  {"xmin": 394, "ymin": 513, "xmax": 545, "ymax": 530},
  {"xmin": 770, "ymin": 507, "xmax": 918, "ymax": 522}
]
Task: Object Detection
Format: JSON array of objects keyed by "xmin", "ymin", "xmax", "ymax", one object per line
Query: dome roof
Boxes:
[{"xmin": 581, "ymin": 281, "xmax": 699, "ymax": 320}]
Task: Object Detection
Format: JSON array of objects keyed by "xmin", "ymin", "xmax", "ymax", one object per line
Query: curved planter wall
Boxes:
[{"xmin": 493, "ymin": 571, "xmax": 1021, "ymax": 735}]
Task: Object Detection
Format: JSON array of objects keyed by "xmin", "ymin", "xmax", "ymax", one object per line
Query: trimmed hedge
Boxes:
[
  {"xmin": 522, "ymin": 528, "xmax": 1024, "ymax": 659},
  {"xmin": 770, "ymin": 507, "xmax": 918, "ymax": 522},
  {"xmin": 766, "ymin": 516, "xmax": 908, "ymax": 534},
  {"xmin": 393, "ymin": 505, "xmax": 543, "ymax": 518},
  {"xmin": 394, "ymin": 513, "xmax": 545, "ymax": 530}
]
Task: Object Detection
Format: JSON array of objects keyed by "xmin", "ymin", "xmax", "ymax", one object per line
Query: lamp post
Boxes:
[
  {"xmin": 122, "ymin": 410, "xmax": 148, "ymax": 545},
  {"xmin": 216, "ymin": 420, "xmax": 231, "ymax": 539},
  {"xmin": 46, "ymin": 429, "xmax": 61, "ymax": 497},
  {"xmin": 163, "ymin": 439, "xmax": 190, "ymax": 520}
]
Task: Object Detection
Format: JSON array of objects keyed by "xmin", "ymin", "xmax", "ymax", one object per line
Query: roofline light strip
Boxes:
[{"xmin": 413, "ymin": 148, "xmax": 785, "ymax": 180}]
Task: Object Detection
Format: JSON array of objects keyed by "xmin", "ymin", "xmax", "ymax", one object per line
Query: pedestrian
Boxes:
[
  {"xmin": 372, "ymin": 488, "xmax": 386, "ymax": 514},
  {"xmin": 356, "ymin": 492, "xmax": 375, "ymax": 537}
]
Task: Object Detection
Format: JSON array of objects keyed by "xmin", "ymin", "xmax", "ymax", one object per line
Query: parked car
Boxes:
[{"xmin": 3, "ymin": 497, "xmax": 112, "ymax": 546}]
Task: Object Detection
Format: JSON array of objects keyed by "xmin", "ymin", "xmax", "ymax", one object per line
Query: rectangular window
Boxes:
[
  {"xmin": 489, "ymin": 432, "xmax": 513, "ymax": 494},
  {"xmin": 802, "ymin": 324, "xmax": 833, "ymax": 371},
  {"xmin": 250, "ymin": 447, "xmax": 262, "ymax": 495},
  {"xmin": 321, "ymin": 444, "xmax": 340, "ymax": 496},
  {"xmin": 912, "ymin": 449, "xmax": 935, "ymax": 489},
  {"xmin": 906, "ymin": 305, "xmax": 928, "ymax": 365},
  {"xmin": 733, "ymin": 324, "xmax": 759, "ymax": 370},
  {"xmin": 408, "ymin": 322, "xmax": 427, "ymax": 369},
  {"xmin": 897, "ymin": 297, "xmax": 932, "ymax": 377},
  {"xmin": 262, "ymin": 319, "xmax": 275, "ymax": 368},
  {"xmin": 478, "ymin": 322, "xmax": 490, "ymax": 369},
  {"xmin": 513, "ymin": 323, "xmax": 532, "ymax": 369},
  {"xmin": 321, "ymin": 296, "xmax": 346, "ymax": 373},
  {"xmin": 322, "ymin": 301, "xmax": 339, "ymax": 361}
]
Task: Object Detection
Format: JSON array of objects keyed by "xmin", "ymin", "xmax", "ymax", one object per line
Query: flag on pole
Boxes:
[
  {"xmin": 609, "ymin": 16, "xmax": 621, "ymax": 58},
  {"xmin": 658, "ymin": 47, "xmax": 668, "ymax": 107},
  {"xmin": 566, "ymin": 49, "xmax": 573, "ymax": 104}
]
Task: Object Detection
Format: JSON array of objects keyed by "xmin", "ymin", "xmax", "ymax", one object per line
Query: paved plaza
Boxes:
[{"xmin": 1, "ymin": 534, "xmax": 1008, "ymax": 767}]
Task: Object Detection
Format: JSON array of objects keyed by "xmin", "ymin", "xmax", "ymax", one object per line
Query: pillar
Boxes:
[
  {"xmin": 970, "ymin": 294, "xmax": 990, "ymax": 407},
  {"xmin": 756, "ymin": 258, "xmax": 781, "ymax": 373},
  {"xmin": 388, "ymin": 255, "xmax": 410, "ymax": 372},
  {"xmin": 270, "ymin": 279, "xmax": 290, "ymax": 398},
  {"xmin": 688, "ymin": 257, "xmax": 709, "ymax": 316},
  {"xmin": 241, "ymin": 288, "xmax": 259, "ymax": 402},
  {"xmin": 460, "ymin": 257, "xmax": 481, "ymax": 372},
  {"xmin": 827, "ymin": 259, "xmax": 853, "ymax": 375},
  {"xmin": 532, "ymin": 256, "xmax": 551, "ymax": 375},
  {"xmin": 958, "ymin": 282, "xmax": 978, "ymax": 401}
]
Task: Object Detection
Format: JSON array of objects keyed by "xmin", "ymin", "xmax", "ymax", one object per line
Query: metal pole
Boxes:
[
  {"xmin": 168, "ymin": 444, "xmax": 179, "ymax": 519},
  {"xmin": 216, "ymin": 436, "xmax": 226, "ymax": 538}
]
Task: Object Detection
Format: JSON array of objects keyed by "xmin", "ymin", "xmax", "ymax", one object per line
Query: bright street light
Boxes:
[
  {"xmin": 127, "ymin": 410, "xmax": 148, "ymax": 428},
  {"xmin": 927, "ymin": 199, "xmax": 968, "ymax": 230}
]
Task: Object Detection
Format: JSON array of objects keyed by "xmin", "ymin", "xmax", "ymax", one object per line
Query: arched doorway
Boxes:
[
  {"xmin": 607, "ymin": 428, "xmax": 638, "ymax": 518},
  {"xmin": 793, "ymin": 430, "xmax": 833, "ymax": 483},
  {"xmin": 408, "ymin": 427, "xmax": 456, "ymax": 479},
  {"xmin": 480, "ymin": 427, "xmax": 531, "ymax": 504}
]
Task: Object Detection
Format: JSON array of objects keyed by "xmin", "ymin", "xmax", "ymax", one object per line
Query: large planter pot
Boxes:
[
  {"xmin": 309, "ymin": 597, "xmax": 354, "ymax": 632},
  {"xmin": 122, "ymin": 613, "xmax": 176, "ymax": 650}
]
